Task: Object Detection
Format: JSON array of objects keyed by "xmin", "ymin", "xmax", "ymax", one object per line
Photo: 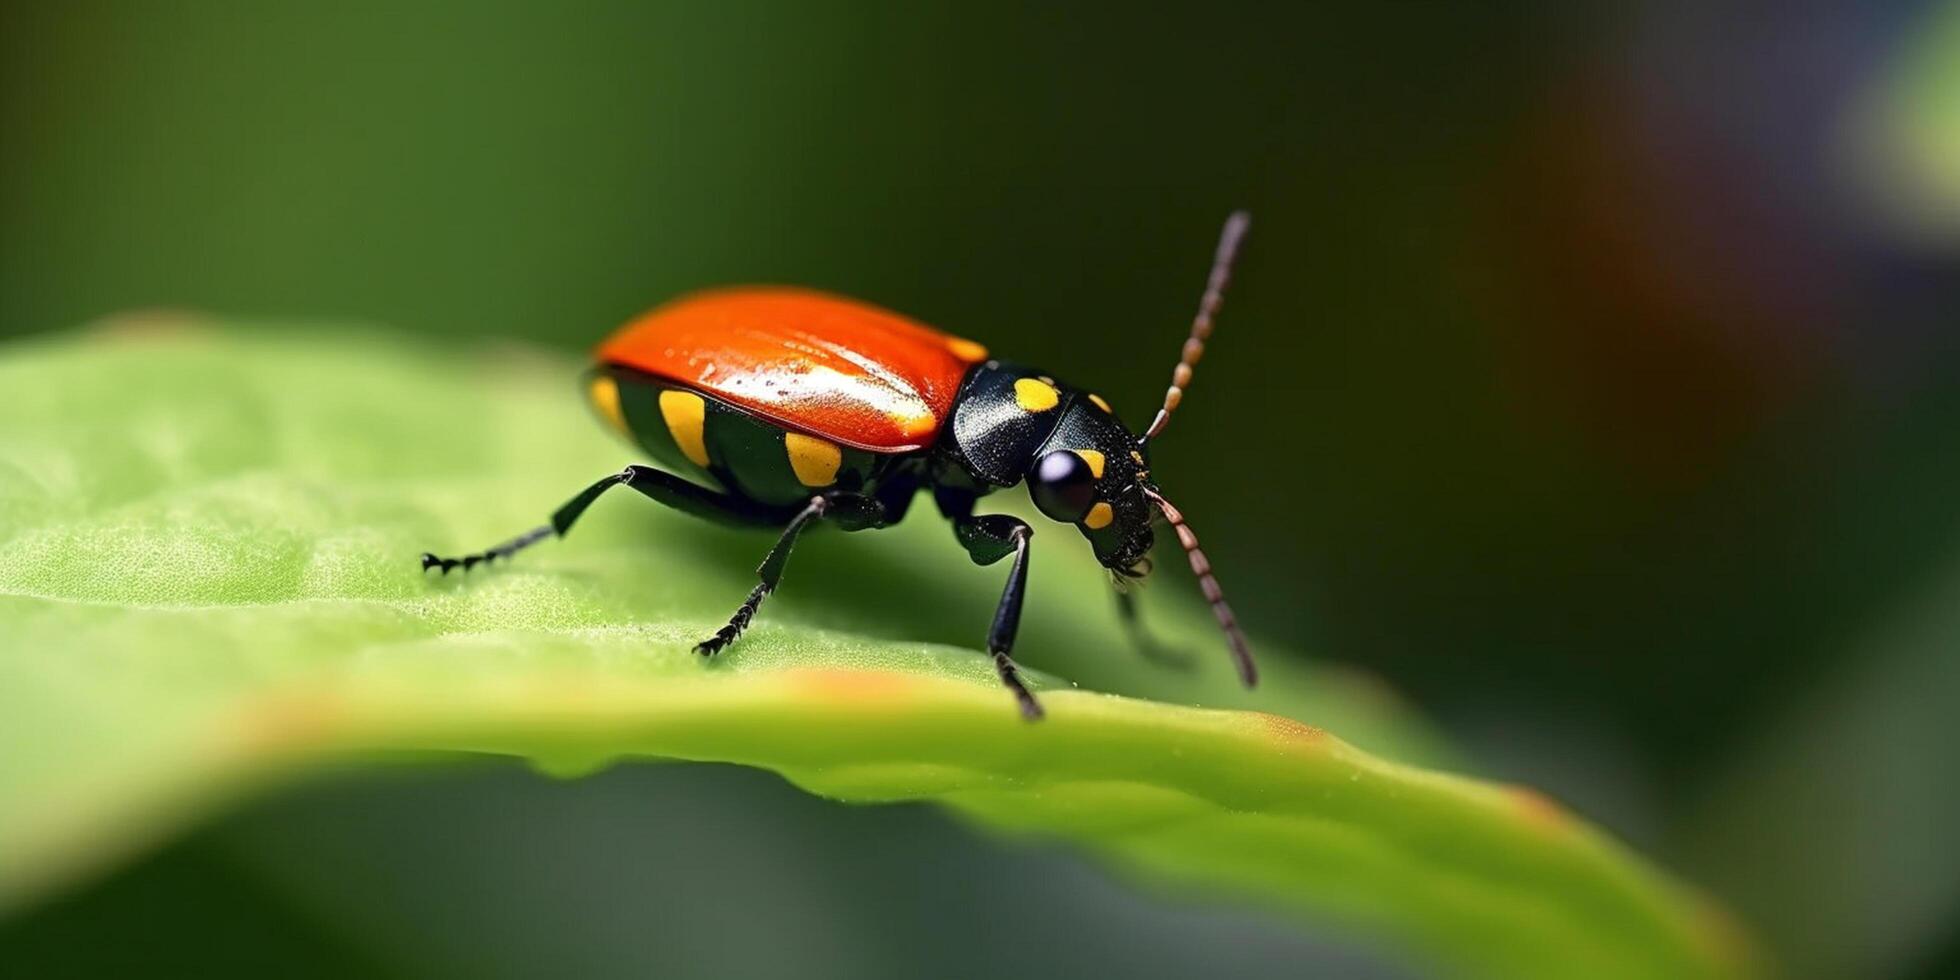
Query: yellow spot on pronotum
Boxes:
[
  {"xmin": 946, "ymin": 336, "xmax": 988, "ymax": 361},
  {"xmin": 785, "ymin": 432, "xmax": 843, "ymax": 487},
  {"xmin": 1014, "ymin": 378, "xmax": 1060, "ymax": 412},
  {"xmin": 1087, "ymin": 392, "xmax": 1113, "ymax": 413},
  {"xmin": 587, "ymin": 375, "xmax": 628, "ymax": 434},
  {"xmin": 1075, "ymin": 449, "xmax": 1106, "ymax": 479},
  {"xmin": 658, "ymin": 389, "xmax": 711, "ymax": 467},
  {"xmin": 1083, "ymin": 501, "xmax": 1114, "ymax": 529}
]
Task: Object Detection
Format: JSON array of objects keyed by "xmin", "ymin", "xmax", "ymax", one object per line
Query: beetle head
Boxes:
[{"xmin": 1024, "ymin": 408, "xmax": 1156, "ymax": 573}]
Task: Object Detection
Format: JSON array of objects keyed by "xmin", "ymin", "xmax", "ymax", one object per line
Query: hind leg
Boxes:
[
  {"xmin": 692, "ymin": 492, "xmax": 887, "ymax": 655},
  {"xmin": 420, "ymin": 464, "xmax": 779, "ymax": 573}
]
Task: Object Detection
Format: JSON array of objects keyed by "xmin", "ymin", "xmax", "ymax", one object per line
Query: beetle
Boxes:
[{"xmin": 423, "ymin": 212, "xmax": 1256, "ymax": 719}]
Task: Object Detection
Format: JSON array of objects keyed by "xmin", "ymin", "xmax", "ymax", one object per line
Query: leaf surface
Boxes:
[{"xmin": 0, "ymin": 324, "xmax": 1755, "ymax": 980}]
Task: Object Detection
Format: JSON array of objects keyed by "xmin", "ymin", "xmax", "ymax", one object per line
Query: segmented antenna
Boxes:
[
  {"xmin": 1143, "ymin": 488, "xmax": 1257, "ymax": 687},
  {"xmin": 1142, "ymin": 210, "xmax": 1251, "ymax": 443}
]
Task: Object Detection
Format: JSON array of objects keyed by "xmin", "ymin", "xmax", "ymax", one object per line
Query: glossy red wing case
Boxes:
[{"xmin": 597, "ymin": 287, "xmax": 988, "ymax": 453}]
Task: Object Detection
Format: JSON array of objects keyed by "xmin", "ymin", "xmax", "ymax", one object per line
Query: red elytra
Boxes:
[{"xmin": 596, "ymin": 287, "xmax": 989, "ymax": 453}]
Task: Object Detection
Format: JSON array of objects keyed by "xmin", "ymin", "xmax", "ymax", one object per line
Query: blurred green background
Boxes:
[{"xmin": 1, "ymin": 1, "xmax": 1956, "ymax": 977}]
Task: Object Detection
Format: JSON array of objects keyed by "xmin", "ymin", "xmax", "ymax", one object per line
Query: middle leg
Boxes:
[{"xmin": 693, "ymin": 492, "xmax": 885, "ymax": 656}]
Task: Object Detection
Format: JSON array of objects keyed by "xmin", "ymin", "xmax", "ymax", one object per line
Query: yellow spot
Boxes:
[
  {"xmin": 1130, "ymin": 450, "xmax": 1146, "ymax": 466},
  {"xmin": 1013, "ymin": 377, "xmax": 1060, "ymax": 412},
  {"xmin": 946, "ymin": 336, "xmax": 988, "ymax": 361},
  {"xmin": 1083, "ymin": 502, "xmax": 1114, "ymax": 530},
  {"xmin": 1075, "ymin": 449, "xmax": 1106, "ymax": 479},
  {"xmin": 785, "ymin": 432, "xmax": 843, "ymax": 487},
  {"xmin": 1087, "ymin": 393, "xmax": 1113, "ymax": 413},
  {"xmin": 587, "ymin": 375, "xmax": 628, "ymax": 434},
  {"xmin": 658, "ymin": 389, "xmax": 711, "ymax": 467}
]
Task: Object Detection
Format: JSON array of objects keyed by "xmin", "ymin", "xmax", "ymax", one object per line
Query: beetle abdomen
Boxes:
[{"xmin": 589, "ymin": 367, "xmax": 894, "ymax": 509}]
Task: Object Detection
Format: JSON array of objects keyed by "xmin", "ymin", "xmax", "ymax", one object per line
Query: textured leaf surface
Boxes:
[{"xmin": 0, "ymin": 323, "xmax": 1755, "ymax": 980}]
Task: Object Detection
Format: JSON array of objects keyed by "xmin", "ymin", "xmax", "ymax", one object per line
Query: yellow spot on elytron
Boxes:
[
  {"xmin": 658, "ymin": 389, "xmax": 711, "ymax": 467},
  {"xmin": 1075, "ymin": 449, "xmax": 1106, "ymax": 479},
  {"xmin": 946, "ymin": 336, "xmax": 988, "ymax": 362},
  {"xmin": 1083, "ymin": 502, "xmax": 1114, "ymax": 530},
  {"xmin": 588, "ymin": 375, "xmax": 628, "ymax": 434},
  {"xmin": 785, "ymin": 432, "xmax": 843, "ymax": 487},
  {"xmin": 1130, "ymin": 450, "xmax": 1146, "ymax": 466},
  {"xmin": 1014, "ymin": 378, "xmax": 1060, "ymax": 412},
  {"xmin": 1087, "ymin": 393, "xmax": 1113, "ymax": 413}
]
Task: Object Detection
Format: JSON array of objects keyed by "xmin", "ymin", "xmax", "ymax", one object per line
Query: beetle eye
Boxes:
[{"xmin": 1030, "ymin": 450, "xmax": 1098, "ymax": 523}]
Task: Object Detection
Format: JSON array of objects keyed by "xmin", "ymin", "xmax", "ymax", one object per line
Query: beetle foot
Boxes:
[
  {"xmin": 419, "ymin": 549, "xmax": 505, "ymax": 574},
  {"xmin": 694, "ymin": 583, "xmax": 770, "ymax": 655},
  {"xmin": 991, "ymin": 650, "xmax": 1045, "ymax": 721},
  {"xmin": 419, "ymin": 525, "xmax": 554, "ymax": 575},
  {"xmin": 422, "ymin": 552, "xmax": 482, "ymax": 574}
]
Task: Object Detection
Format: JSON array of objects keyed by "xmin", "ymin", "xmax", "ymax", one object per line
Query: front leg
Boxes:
[
  {"xmin": 1113, "ymin": 586, "xmax": 1194, "ymax": 670},
  {"xmin": 954, "ymin": 514, "xmax": 1043, "ymax": 720},
  {"xmin": 694, "ymin": 492, "xmax": 885, "ymax": 656}
]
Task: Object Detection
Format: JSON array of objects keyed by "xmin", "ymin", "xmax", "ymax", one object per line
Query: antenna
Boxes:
[
  {"xmin": 1143, "ymin": 487, "xmax": 1257, "ymax": 687},
  {"xmin": 1142, "ymin": 210, "xmax": 1251, "ymax": 443}
]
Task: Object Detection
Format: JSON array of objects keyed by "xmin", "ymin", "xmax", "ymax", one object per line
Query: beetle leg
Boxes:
[
  {"xmin": 952, "ymin": 514, "xmax": 1043, "ymax": 720},
  {"xmin": 419, "ymin": 524, "xmax": 554, "ymax": 575},
  {"xmin": 420, "ymin": 464, "xmax": 777, "ymax": 573},
  {"xmin": 1113, "ymin": 587, "xmax": 1195, "ymax": 670},
  {"xmin": 694, "ymin": 493, "xmax": 885, "ymax": 656}
]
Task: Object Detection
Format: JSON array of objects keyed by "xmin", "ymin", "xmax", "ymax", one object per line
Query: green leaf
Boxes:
[{"xmin": 0, "ymin": 322, "xmax": 1756, "ymax": 980}]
